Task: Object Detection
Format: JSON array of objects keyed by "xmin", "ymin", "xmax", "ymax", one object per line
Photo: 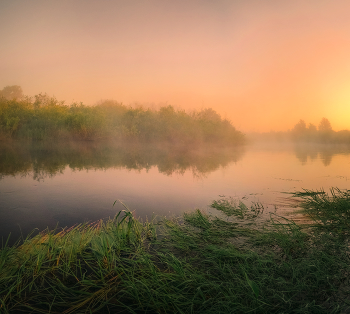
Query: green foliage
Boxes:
[
  {"xmin": 0, "ymin": 94, "xmax": 245, "ymax": 145},
  {"xmin": 1, "ymin": 191, "xmax": 350, "ymax": 313},
  {"xmin": 211, "ymin": 197, "xmax": 264, "ymax": 219},
  {"xmin": 294, "ymin": 187, "xmax": 350, "ymax": 238}
]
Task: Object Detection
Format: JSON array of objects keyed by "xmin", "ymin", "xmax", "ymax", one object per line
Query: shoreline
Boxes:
[{"xmin": 1, "ymin": 190, "xmax": 349, "ymax": 313}]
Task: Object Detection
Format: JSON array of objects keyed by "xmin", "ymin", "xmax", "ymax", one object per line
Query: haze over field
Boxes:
[{"xmin": 1, "ymin": 0, "xmax": 350, "ymax": 132}]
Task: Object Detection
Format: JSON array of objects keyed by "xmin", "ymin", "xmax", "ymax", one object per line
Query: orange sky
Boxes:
[{"xmin": 1, "ymin": 0, "xmax": 350, "ymax": 132}]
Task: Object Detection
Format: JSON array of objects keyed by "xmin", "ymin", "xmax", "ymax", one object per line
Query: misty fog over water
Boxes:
[{"xmin": 1, "ymin": 141, "xmax": 350, "ymax": 245}]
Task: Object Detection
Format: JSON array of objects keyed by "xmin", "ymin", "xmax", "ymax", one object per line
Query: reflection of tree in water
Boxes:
[
  {"xmin": 294, "ymin": 144, "xmax": 350, "ymax": 166},
  {"xmin": 0, "ymin": 141, "xmax": 245, "ymax": 180}
]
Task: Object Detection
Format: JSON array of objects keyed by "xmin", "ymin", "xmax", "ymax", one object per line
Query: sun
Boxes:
[{"xmin": 322, "ymin": 82, "xmax": 350, "ymax": 131}]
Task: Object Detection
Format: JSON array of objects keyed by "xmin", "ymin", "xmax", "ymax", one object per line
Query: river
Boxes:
[{"xmin": 1, "ymin": 140, "xmax": 349, "ymax": 245}]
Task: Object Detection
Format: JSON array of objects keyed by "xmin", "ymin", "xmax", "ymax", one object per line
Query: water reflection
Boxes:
[
  {"xmin": 0, "ymin": 141, "xmax": 246, "ymax": 180},
  {"xmin": 293, "ymin": 143, "xmax": 350, "ymax": 166},
  {"xmin": 2, "ymin": 141, "xmax": 349, "ymax": 181},
  {"xmin": 1, "ymin": 140, "xmax": 350, "ymax": 246}
]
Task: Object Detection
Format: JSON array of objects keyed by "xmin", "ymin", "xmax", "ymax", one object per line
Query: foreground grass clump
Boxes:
[
  {"xmin": 294, "ymin": 187, "xmax": 350, "ymax": 238},
  {"xmin": 0, "ymin": 95, "xmax": 245, "ymax": 145},
  {"xmin": 1, "ymin": 191, "xmax": 350, "ymax": 313}
]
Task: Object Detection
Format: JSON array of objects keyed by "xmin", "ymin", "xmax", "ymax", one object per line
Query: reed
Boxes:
[{"xmin": 0, "ymin": 190, "xmax": 349, "ymax": 313}]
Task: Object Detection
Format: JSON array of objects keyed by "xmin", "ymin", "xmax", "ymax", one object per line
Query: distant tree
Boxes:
[
  {"xmin": 318, "ymin": 118, "xmax": 332, "ymax": 132},
  {"xmin": 291, "ymin": 119, "xmax": 307, "ymax": 140},
  {"xmin": 0, "ymin": 85, "xmax": 23, "ymax": 100},
  {"xmin": 308, "ymin": 123, "xmax": 317, "ymax": 133},
  {"xmin": 318, "ymin": 118, "xmax": 333, "ymax": 142},
  {"xmin": 293, "ymin": 119, "xmax": 307, "ymax": 132},
  {"xmin": 196, "ymin": 108, "xmax": 221, "ymax": 123},
  {"xmin": 33, "ymin": 93, "xmax": 63, "ymax": 108},
  {"xmin": 159, "ymin": 105, "xmax": 176, "ymax": 117},
  {"xmin": 336, "ymin": 130, "xmax": 350, "ymax": 143},
  {"xmin": 306, "ymin": 123, "xmax": 318, "ymax": 140}
]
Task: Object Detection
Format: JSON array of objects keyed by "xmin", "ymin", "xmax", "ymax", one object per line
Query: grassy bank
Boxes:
[
  {"xmin": 0, "ymin": 96, "xmax": 245, "ymax": 145},
  {"xmin": 1, "ymin": 190, "xmax": 350, "ymax": 313}
]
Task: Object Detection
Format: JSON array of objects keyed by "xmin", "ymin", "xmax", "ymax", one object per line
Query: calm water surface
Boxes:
[{"xmin": 1, "ymin": 141, "xmax": 350, "ymax": 245}]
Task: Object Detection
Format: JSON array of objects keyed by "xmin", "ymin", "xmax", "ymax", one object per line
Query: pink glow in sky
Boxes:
[{"xmin": 1, "ymin": 0, "xmax": 350, "ymax": 132}]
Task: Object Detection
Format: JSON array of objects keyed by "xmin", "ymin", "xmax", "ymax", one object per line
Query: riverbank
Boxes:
[
  {"xmin": 0, "ymin": 96, "xmax": 245, "ymax": 145},
  {"xmin": 1, "ymin": 190, "xmax": 349, "ymax": 313}
]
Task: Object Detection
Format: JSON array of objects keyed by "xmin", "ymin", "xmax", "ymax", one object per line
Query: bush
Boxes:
[{"xmin": 0, "ymin": 96, "xmax": 245, "ymax": 145}]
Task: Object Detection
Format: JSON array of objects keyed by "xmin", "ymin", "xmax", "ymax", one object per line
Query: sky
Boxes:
[{"xmin": 1, "ymin": 0, "xmax": 350, "ymax": 132}]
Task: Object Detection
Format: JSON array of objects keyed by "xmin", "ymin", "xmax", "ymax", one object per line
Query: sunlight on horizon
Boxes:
[{"xmin": 1, "ymin": 0, "xmax": 350, "ymax": 132}]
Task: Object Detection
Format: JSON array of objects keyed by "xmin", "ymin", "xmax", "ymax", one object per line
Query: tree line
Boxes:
[
  {"xmin": 290, "ymin": 118, "xmax": 350, "ymax": 143},
  {"xmin": 0, "ymin": 85, "xmax": 245, "ymax": 145},
  {"xmin": 250, "ymin": 117, "xmax": 350, "ymax": 143}
]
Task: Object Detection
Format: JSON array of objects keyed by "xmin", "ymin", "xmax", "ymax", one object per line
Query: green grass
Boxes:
[
  {"xmin": 294, "ymin": 188, "xmax": 350, "ymax": 237},
  {"xmin": 1, "ymin": 190, "xmax": 349, "ymax": 313},
  {"xmin": 0, "ymin": 95, "xmax": 245, "ymax": 145}
]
